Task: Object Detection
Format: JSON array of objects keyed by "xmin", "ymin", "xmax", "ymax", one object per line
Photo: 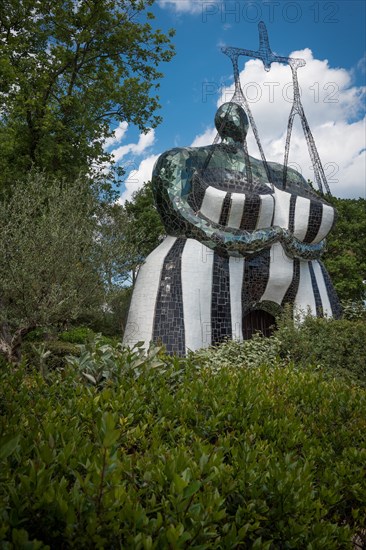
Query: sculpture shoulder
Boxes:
[
  {"xmin": 152, "ymin": 145, "xmax": 213, "ymax": 178},
  {"xmin": 266, "ymin": 160, "xmax": 309, "ymax": 190}
]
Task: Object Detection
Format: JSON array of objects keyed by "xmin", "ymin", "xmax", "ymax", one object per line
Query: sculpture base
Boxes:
[{"xmin": 123, "ymin": 236, "xmax": 341, "ymax": 355}]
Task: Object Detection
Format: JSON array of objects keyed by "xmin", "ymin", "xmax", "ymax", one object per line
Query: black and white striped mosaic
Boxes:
[{"xmin": 124, "ymin": 237, "xmax": 341, "ymax": 354}]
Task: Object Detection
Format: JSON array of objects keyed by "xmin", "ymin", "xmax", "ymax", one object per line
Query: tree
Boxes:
[
  {"xmin": 82, "ymin": 183, "xmax": 165, "ymax": 335},
  {"xmin": 0, "ymin": 0, "xmax": 175, "ymax": 192},
  {"xmin": 96, "ymin": 202, "xmax": 139, "ymax": 291},
  {"xmin": 324, "ymin": 197, "xmax": 366, "ymax": 302},
  {"xmin": 124, "ymin": 181, "xmax": 165, "ymax": 283},
  {"xmin": 0, "ymin": 171, "xmax": 104, "ymax": 363}
]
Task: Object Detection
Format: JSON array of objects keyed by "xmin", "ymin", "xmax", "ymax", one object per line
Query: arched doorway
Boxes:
[{"xmin": 242, "ymin": 310, "xmax": 276, "ymax": 340}]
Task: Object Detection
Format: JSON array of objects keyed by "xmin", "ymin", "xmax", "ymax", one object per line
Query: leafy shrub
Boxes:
[
  {"xmin": 22, "ymin": 340, "xmax": 80, "ymax": 375},
  {"xmin": 59, "ymin": 327, "xmax": 117, "ymax": 346},
  {"xmin": 58, "ymin": 327, "xmax": 96, "ymax": 344},
  {"xmin": 23, "ymin": 327, "xmax": 54, "ymax": 343},
  {"xmin": 341, "ymin": 300, "xmax": 366, "ymax": 321},
  {"xmin": 21, "ymin": 329, "xmax": 118, "ymax": 376},
  {"xmin": 66, "ymin": 338, "xmax": 167, "ymax": 387},
  {"xmin": 276, "ymin": 312, "xmax": 366, "ymax": 386},
  {"xmin": 44, "ymin": 341, "xmax": 81, "ymax": 370},
  {"xmin": 192, "ymin": 333, "xmax": 282, "ymax": 372},
  {"xmin": 1, "ymin": 346, "xmax": 365, "ymax": 548}
]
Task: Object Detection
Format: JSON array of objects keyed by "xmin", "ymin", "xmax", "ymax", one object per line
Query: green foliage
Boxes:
[
  {"xmin": 23, "ymin": 327, "xmax": 54, "ymax": 343},
  {"xmin": 23, "ymin": 329, "xmax": 119, "ymax": 374},
  {"xmin": 21, "ymin": 340, "xmax": 80, "ymax": 377},
  {"xmin": 0, "ymin": 169, "xmax": 152, "ymax": 361},
  {"xmin": 0, "ymin": 171, "xmax": 104, "ymax": 363},
  {"xmin": 341, "ymin": 299, "xmax": 366, "ymax": 321},
  {"xmin": 41, "ymin": 341, "xmax": 81, "ymax": 371},
  {"xmin": 1, "ymin": 342, "xmax": 365, "ymax": 548},
  {"xmin": 59, "ymin": 327, "xmax": 96, "ymax": 345},
  {"xmin": 192, "ymin": 332, "xmax": 282, "ymax": 372},
  {"xmin": 324, "ymin": 197, "xmax": 366, "ymax": 302},
  {"xmin": 96, "ymin": 202, "xmax": 145, "ymax": 289},
  {"xmin": 124, "ymin": 182, "xmax": 166, "ymax": 283},
  {"xmin": 0, "ymin": 0, "xmax": 175, "ymax": 191},
  {"xmin": 82, "ymin": 287, "xmax": 133, "ymax": 337},
  {"xmin": 125, "ymin": 182, "xmax": 165, "ymax": 260},
  {"xmin": 275, "ymin": 311, "xmax": 366, "ymax": 386},
  {"xmin": 67, "ymin": 338, "xmax": 167, "ymax": 387}
]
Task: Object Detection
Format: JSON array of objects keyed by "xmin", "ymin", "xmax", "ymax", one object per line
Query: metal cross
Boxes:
[{"xmin": 222, "ymin": 21, "xmax": 305, "ymax": 83}]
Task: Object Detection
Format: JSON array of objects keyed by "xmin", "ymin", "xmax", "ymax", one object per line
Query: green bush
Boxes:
[
  {"xmin": 21, "ymin": 340, "xmax": 81, "ymax": 374},
  {"xmin": 23, "ymin": 327, "xmax": 54, "ymax": 343},
  {"xmin": 21, "ymin": 329, "xmax": 118, "ymax": 375},
  {"xmin": 192, "ymin": 333, "xmax": 282, "ymax": 372},
  {"xmin": 58, "ymin": 327, "xmax": 96, "ymax": 344},
  {"xmin": 0, "ymin": 344, "xmax": 365, "ymax": 548},
  {"xmin": 59, "ymin": 327, "xmax": 117, "ymax": 346},
  {"xmin": 66, "ymin": 338, "xmax": 167, "ymax": 387},
  {"xmin": 341, "ymin": 300, "xmax": 366, "ymax": 321},
  {"xmin": 275, "ymin": 312, "xmax": 366, "ymax": 386}
]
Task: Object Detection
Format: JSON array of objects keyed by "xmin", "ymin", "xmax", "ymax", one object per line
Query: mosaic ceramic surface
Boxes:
[{"xmin": 124, "ymin": 102, "xmax": 341, "ymax": 355}]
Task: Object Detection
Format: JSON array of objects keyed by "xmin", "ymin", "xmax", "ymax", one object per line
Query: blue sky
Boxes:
[{"xmin": 107, "ymin": 0, "xmax": 366, "ymax": 200}]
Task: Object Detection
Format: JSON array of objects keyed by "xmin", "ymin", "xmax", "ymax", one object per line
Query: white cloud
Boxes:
[
  {"xmin": 104, "ymin": 121, "xmax": 128, "ymax": 148},
  {"xmin": 190, "ymin": 127, "xmax": 217, "ymax": 147},
  {"xmin": 266, "ymin": 117, "xmax": 366, "ymax": 198},
  {"xmin": 111, "ymin": 129, "xmax": 155, "ymax": 163},
  {"xmin": 158, "ymin": 0, "xmax": 202, "ymax": 13},
  {"xmin": 118, "ymin": 126, "xmax": 218, "ymax": 204},
  {"xmin": 119, "ymin": 154, "xmax": 160, "ymax": 203},
  {"xmin": 192, "ymin": 48, "xmax": 365, "ymax": 198},
  {"xmin": 117, "ymin": 50, "xmax": 365, "ymax": 202}
]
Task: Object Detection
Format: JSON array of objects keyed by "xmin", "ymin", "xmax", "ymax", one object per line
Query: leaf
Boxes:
[
  {"xmin": 0, "ymin": 434, "xmax": 20, "ymax": 460},
  {"xmin": 82, "ymin": 372, "xmax": 97, "ymax": 385},
  {"xmin": 172, "ymin": 474, "xmax": 187, "ymax": 495},
  {"xmin": 183, "ymin": 480, "xmax": 201, "ymax": 499}
]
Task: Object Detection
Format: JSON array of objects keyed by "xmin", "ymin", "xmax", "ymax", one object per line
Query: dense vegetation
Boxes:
[
  {"xmin": 0, "ymin": 3, "xmax": 365, "ymax": 547},
  {"xmin": 1, "ymin": 317, "xmax": 366, "ymax": 549},
  {"xmin": 0, "ymin": 0, "xmax": 175, "ymax": 191},
  {"xmin": 0, "ymin": 1, "xmax": 364, "ymax": 359},
  {"xmin": 324, "ymin": 196, "xmax": 366, "ymax": 302},
  {"xmin": 0, "ymin": 0, "xmax": 172, "ymax": 361}
]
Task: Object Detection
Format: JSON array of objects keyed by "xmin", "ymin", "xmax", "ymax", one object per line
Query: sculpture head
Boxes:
[{"xmin": 214, "ymin": 102, "xmax": 249, "ymax": 144}]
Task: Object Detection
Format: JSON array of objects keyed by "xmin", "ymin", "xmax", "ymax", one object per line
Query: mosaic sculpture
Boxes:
[{"xmin": 124, "ymin": 22, "xmax": 341, "ymax": 354}]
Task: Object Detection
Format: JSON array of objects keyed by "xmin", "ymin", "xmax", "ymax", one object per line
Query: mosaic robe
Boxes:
[{"xmin": 124, "ymin": 176, "xmax": 341, "ymax": 354}]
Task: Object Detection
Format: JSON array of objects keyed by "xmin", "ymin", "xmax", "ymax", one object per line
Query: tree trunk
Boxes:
[{"xmin": 0, "ymin": 323, "xmax": 37, "ymax": 365}]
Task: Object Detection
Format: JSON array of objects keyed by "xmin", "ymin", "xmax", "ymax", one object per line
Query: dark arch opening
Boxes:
[{"xmin": 242, "ymin": 310, "xmax": 276, "ymax": 340}]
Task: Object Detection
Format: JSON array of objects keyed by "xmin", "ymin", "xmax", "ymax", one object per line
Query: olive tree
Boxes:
[{"xmin": 0, "ymin": 171, "xmax": 104, "ymax": 363}]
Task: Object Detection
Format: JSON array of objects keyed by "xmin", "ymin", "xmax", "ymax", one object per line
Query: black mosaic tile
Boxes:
[
  {"xmin": 289, "ymin": 194, "xmax": 297, "ymax": 233},
  {"xmin": 153, "ymin": 238, "xmax": 186, "ymax": 354},
  {"xmin": 240, "ymin": 194, "xmax": 261, "ymax": 231},
  {"xmin": 219, "ymin": 193, "xmax": 232, "ymax": 226},
  {"xmin": 211, "ymin": 253, "xmax": 232, "ymax": 344},
  {"xmin": 282, "ymin": 257, "xmax": 300, "ymax": 308},
  {"xmin": 187, "ymin": 171, "xmax": 207, "ymax": 212},
  {"xmin": 303, "ymin": 201, "xmax": 323, "ymax": 243},
  {"xmin": 309, "ymin": 261, "xmax": 323, "ymax": 317},
  {"xmin": 242, "ymin": 248, "xmax": 271, "ymax": 319},
  {"xmin": 319, "ymin": 260, "xmax": 342, "ymax": 319}
]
